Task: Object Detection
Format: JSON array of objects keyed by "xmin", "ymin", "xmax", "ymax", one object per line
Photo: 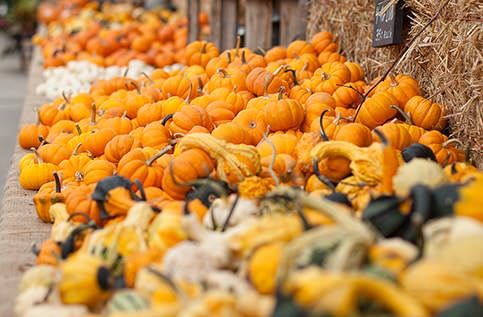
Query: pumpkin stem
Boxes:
[
  {"xmin": 196, "ymin": 77, "xmax": 203, "ymax": 95},
  {"xmin": 67, "ymin": 212, "xmax": 93, "ymax": 223},
  {"xmin": 73, "ymin": 143, "xmax": 83, "ymax": 156},
  {"xmin": 216, "ymin": 68, "xmax": 229, "ymax": 78},
  {"xmin": 232, "ymin": 85, "xmax": 238, "ymax": 94},
  {"xmin": 389, "ymin": 105, "xmax": 412, "ymax": 124},
  {"xmin": 301, "ymin": 62, "xmax": 309, "ymax": 72},
  {"xmin": 319, "ymin": 109, "xmax": 330, "ymax": 142},
  {"xmin": 146, "ymin": 144, "xmax": 173, "ymax": 166},
  {"xmin": 220, "ymin": 193, "xmax": 240, "ymax": 232},
  {"xmin": 30, "ymin": 147, "xmax": 43, "ymax": 164},
  {"xmin": 38, "ymin": 135, "xmax": 48, "ymax": 146},
  {"xmin": 57, "ymin": 102, "xmax": 66, "ymax": 111},
  {"xmin": 263, "ymin": 74, "xmax": 270, "ymax": 97},
  {"xmin": 321, "ymin": 72, "xmax": 330, "ymax": 81},
  {"xmin": 311, "ymin": 159, "xmax": 335, "ymax": 192},
  {"xmin": 373, "ymin": 128, "xmax": 389, "ymax": 146},
  {"xmin": 277, "ymin": 86, "xmax": 286, "ymax": 100},
  {"xmin": 161, "ymin": 113, "xmax": 174, "ymax": 126},
  {"xmin": 53, "ymin": 171, "xmax": 62, "ymax": 193},
  {"xmin": 131, "ymin": 81, "xmax": 141, "ymax": 94},
  {"xmin": 336, "ymin": 83, "xmax": 365, "ymax": 100},
  {"xmin": 284, "ymin": 68, "xmax": 298, "ymax": 86},
  {"xmin": 256, "ymin": 47, "xmax": 266, "ymax": 55},
  {"xmin": 74, "ymin": 171, "xmax": 84, "ymax": 182},
  {"xmin": 184, "ymin": 81, "xmax": 193, "ymax": 103},
  {"xmin": 442, "ymin": 138, "xmax": 463, "ymax": 148},
  {"xmin": 75, "ymin": 124, "xmax": 82, "ymax": 136},
  {"xmin": 235, "ymin": 35, "xmax": 241, "ymax": 57},
  {"xmin": 450, "ymin": 163, "xmax": 458, "ymax": 175},
  {"xmin": 200, "ymin": 42, "xmax": 207, "ymax": 54},
  {"xmin": 90, "ymin": 103, "xmax": 97, "ymax": 126},
  {"xmin": 31, "ymin": 243, "xmax": 40, "ymax": 256},
  {"xmin": 262, "ymin": 131, "xmax": 280, "ymax": 187},
  {"xmin": 241, "ymin": 50, "xmax": 247, "ymax": 64},
  {"xmin": 123, "ymin": 67, "xmax": 129, "ymax": 78},
  {"xmin": 389, "ymin": 74, "xmax": 398, "ymax": 87},
  {"xmin": 146, "ymin": 266, "xmax": 186, "ymax": 299},
  {"xmin": 273, "ymin": 64, "xmax": 286, "ymax": 76},
  {"xmin": 226, "ymin": 51, "xmax": 232, "ymax": 64},
  {"xmin": 61, "ymin": 91, "xmax": 71, "ymax": 104}
]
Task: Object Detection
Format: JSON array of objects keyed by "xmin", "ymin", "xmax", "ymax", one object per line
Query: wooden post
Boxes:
[
  {"xmin": 279, "ymin": 0, "xmax": 308, "ymax": 45},
  {"xmin": 245, "ymin": 0, "xmax": 273, "ymax": 50},
  {"xmin": 211, "ymin": 0, "xmax": 238, "ymax": 51},
  {"xmin": 187, "ymin": 0, "xmax": 200, "ymax": 42}
]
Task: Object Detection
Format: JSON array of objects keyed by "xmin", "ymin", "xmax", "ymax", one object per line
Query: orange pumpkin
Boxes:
[
  {"xmin": 419, "ymin": 130, "xmax": 464, "ymax": 165},
  {"xmin": 263, "ymin": 93, "xmax": 304, "ymax": 132},
  {"xmin": 310, "ymin": 62, "xmax": 351, "ymax": 94},
  {"xmin": 212, "ymin": 122, "xmax": 251, "ymax": 144},
  {"xmin": 169, "ymin": 105, "xmax": 213, "ymax": 134},
  {"xmin": 233, "ymin": 108, "xmax": 267, "ymax": 145},
  {"xmin": 104, "ymin": 134, "xmax": 141, "ymax": 164},
  {"xmin": 373, "ymin": 74, "xmax": 420, "ymax": 108},
  {"xmin": 356, "ymin": 91, "xmax": 399, "ymax": 129},
  {"xmin": 405, "ymin": 96, "xmax": 446, "ymax": 130},
  {"xmin": 184, "ymin": 41, "xmax": 220, "ymax": 67}
]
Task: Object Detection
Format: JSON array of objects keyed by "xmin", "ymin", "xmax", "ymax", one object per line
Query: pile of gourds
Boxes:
[
  {"xmin": 34, "ymin": 1, "xmax": 210, "ymax": 68},
  {"xmin": 15, "ymin": 28, "xmax": 483, "ymax": 316}
]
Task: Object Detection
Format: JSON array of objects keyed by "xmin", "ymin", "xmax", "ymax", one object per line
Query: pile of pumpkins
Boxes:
[
  {"xmin": 15, "ymin": 29, "xmax": 483, "ymax": 317},
  {"xmin": 34, "ymin": 1, "xmax": 210, "ymax": 68}
]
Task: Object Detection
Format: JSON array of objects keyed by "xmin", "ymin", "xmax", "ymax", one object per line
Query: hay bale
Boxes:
[{"xmin": 307, "ymin": 0, "xmax": 482, "ymax": 166}]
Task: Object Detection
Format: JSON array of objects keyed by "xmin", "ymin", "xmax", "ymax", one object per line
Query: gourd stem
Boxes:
[
  {"xmin": 67, "ymin": 212, "xmax": 93, "ymax": 223},
  {"xmin": 389, "ymin": 104, "xmax": 412, "ymax": 124},
  {"xmin": 262, "ymin": 131, "xmax": 280, "ymax": 187},
  {"xmin": 57, "ymin": 102, "xmax": 66, "ymax": 111},
  {"xmin": 75, "ymin": 171, "xmax": 84, "ymax": 182},
  {"xmin": 312, "ymin": 159, "xmax": 335, "ymax": 192},
  {"xmin": 442, "ymin": 138, "xmax": 463, "ymax": 148},
  {"xmin": 146, "ymin": 144, "xmax": 173, "ymax": 166},
  {"xmin": 284, "ymin": 68, "xmax": 298, "ymax": 86},
  {"xmin": 389, "ymin": 74, "xmax": 398, "ymax": 87},
  {"xmin": 373, "ymin": 128, "xmax": 389, "ymax": 146},
  {"xmin": 53, "ymin": 171, "xmax": 62, "ymax": 193},
  {"xmin": 142, "ymin": 72, "xmax": 153, "ymax": 84},
  {"xmin": 146, "ymin": 266, "xmax": 187, "ymax": 301},
  {"xmin": 321, "ymin": 72, "xmax": 330, "ymax": 81},
  {"xmin": 123, "ymin": 67, "xmax": 129, "ymax": 78},
  {"xmin": 38, "ymin": 135, "xmax": 48, "ymax": 146},
  {"xmin": 256, "ymin": 47, "xmax": 266, "ymax": 55},
  {"xmin": 273, "ymin": 64, "xmax": 286, "ymax": 76},
  {"xmin": 161, "ymin": 113, "xmax": 174, "ymax": 126},
  {"xmin": 227, "ymin": 51, "xmax": 232, "ymax": 64},
  {"xmin": 232, "ymin": 85, "xmax": 238, "ymax": 93},
  {"xmin": 221, "ymin": 193, "xmax": 240, "ymax": 232},
  {"xmin": 319, "ymin": 109, "xmax": 330, "ymax": 141},
  {"xmin": 197, "ymin": 77, "xmax": 203, "ymax": 95},
  {"xmin": 353, "ymin": 0, "xmax": 452, "ymax": 122},
  {"xmin": 301, "ymin": 62, "xmax": 309, "ymax": 72},
  {"xmin": 121, "ymin": 110, "xmax": 128, "ymax": 119},
  {"xmin": 30, "ymin": 147, "xmax": 42, "ymax": 164}
]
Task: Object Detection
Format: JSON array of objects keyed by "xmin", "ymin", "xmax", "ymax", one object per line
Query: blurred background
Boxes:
[{"xmin": 0, "ymin": 0, "xmax": 33, "ymax": 197}]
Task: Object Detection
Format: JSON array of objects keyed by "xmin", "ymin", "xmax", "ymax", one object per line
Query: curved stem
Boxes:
[
  {"xmin": 161, "ymin": 113, "xmax": 174, "ymax": 126},
  {"xmin": 62, "ymin": 91, "xmax": 71, "ymax": 104},
  {"xmin": 278, "ymin": 86, "xmax": 286, "ymax": 100},
  {"xmin": 263, "ymin": 74, "xmax": 270, "ymax": 97},
  {"xmin": 442, "ymin": 138, "xmax": 463, "ymax": 148},
  {"xmin": 284, "ymin": 68, "xmax": 298, "ymax": 86},
  {"xmin": 241, "ymin": 50, "xmax": 247, "ymax": 65},
  {"xmin": 142, "ymin": 72, "xmax": 153, "ymax": 84},
  {"xmin": 146, "ymin": 144, "xmax": 173, "ymax": 166},
  {"xmin": 336, "ymin": 83, "xmax": 365, "ymax": 99},
  {"xmin": 221, "ymin": 194, "xmax": 240, "ymax": 232},
  {"xmin": 312, "ymin": 159, "xmax": 335, "ymax": 192},
  {"xmin": 30, "ymin": 148, "xmax": 43, "ymax": 164},
  {"xmin": 226, "ymin": 51, "xmax": 232, "ymax": 64},
  {"xmin": 53, "ymin": 171, "xmax": 62, "ymax": 193},
  {"xmin": 389, "ymin": 104, "xmax": 412, "ymax": 124},
  {"xmin": 216, "ymin": 68, "xmax": 229, "ymax": 78},
  {"xmin": 184, "ymin": 80, "xmax": 193, "ymax": 103},
  {"xmin": 262, "ymin": 132, "xmax": 280, "ymax": 186},
  {"xmin": 319, "ymin": 109, "xmax": 330, "ymax": 142},
  {"xmin": 123, "ymin": 67, "xmax": 130, "ymax": 78},
  {"xmin": 373, "ymin": 128, "xmax": 389, "ymax": 146}
]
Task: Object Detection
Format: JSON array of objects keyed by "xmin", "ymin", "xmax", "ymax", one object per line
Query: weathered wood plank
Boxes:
[
  {"xmin": 245, "ymin": 0, "xmax": 273, "ymax": 50},
  {"xmin": 220, "ymin": 0, "xmax": 238, "ymax": 51},
  {"xmin": 187, "ymin": 0, "xmax": 200, "ymax": 42},
  {"xmin": 280, "ymin": 0, "xmax": 308, "ymax": 45}
]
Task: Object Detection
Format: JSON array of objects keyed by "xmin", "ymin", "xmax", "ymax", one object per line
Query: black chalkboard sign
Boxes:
[{"xmin": 372, "ymin": 0, "xmax": 404, "ymax": 47}]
